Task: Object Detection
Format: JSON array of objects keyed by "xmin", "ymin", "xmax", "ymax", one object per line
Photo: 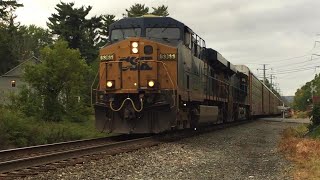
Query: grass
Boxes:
[
  {"xmin": 309, "ymin": 125, "xmax": 320, "ymax": 139},
  {"xmin": 0, "ymin": 107, "xmax": 106, "ymax": 150},
  {"xmin": 279, "ymin": 125, "xmax": 320, "ymax": 180},
  {"xmin": 292, "ymin": 111, "xmax": 309, "ymax": 119}
]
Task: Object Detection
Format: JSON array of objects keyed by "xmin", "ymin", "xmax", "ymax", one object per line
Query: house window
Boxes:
[{"xmin": 11, "ymin": 80, "xmax": 16, "ymax": 87}]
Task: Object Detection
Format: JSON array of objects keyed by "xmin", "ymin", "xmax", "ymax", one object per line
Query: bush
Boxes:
[
  {"xmin": 281, "ymin": 125, "xmax": 308, "ymax": 139},
  {"xmin": 0, "ymin": 107, "xmax": 104, "ymax": 150},
  {"xmin": 312, "ymin": 104, "xmax": 320, "ymax": 127},
  {"xmin": 8, "ymin": 85, "xmax": 43, "ymax": 118},
  {"xmin": 22, "ymin": 40, "xmax": 91, "ymax": 122},
  {"xmin": 309, "ymin": 126, "xmax": 320, "ymax": 138},
  {"xmin": 293, "ymin": 111, "xmax": 309, "ymax": 119}
]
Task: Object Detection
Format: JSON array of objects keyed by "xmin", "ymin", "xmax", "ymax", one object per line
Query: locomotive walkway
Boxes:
[{"xmin": 15, "ymin": 118, "xmax": 305, "ymax": 180}]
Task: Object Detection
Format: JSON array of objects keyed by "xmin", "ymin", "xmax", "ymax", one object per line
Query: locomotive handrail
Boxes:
[
  {"xmin": 91, "ymin": 70, "xmax": 100, "ymax": 106},
  {"xmin": 157, "ymin": 61, "xmax": 177, "ymax": 108},
  {"xmin": 92, "ymin": 65, "xmax": 106, "ymax": 106},
  {"xmin": 204, "ymin": 74, "xmax": 230, "ymax": 85}
]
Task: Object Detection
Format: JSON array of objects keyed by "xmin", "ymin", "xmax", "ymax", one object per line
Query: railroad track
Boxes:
[
  {"xmin": 0, "ymin": 120, "xmax": 252, "ymax": 179},
  {"xmin": 0, "ymin": 135, "xmax": 158, "ymax": 179}
]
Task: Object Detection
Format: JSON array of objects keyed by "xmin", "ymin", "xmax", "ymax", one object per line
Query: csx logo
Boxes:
[{"xmin": 119, "ymin": 56, "xmax": 153, "ymax": 71}]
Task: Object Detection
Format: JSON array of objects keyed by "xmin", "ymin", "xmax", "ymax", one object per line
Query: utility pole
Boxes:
[
  {"xmin": 263, "ymin": 64, "xmax": 267, "ymax": 84},
  {"xmin": 270, "ymin": 74, "xmax": 276, "ymax": 88},
  {"xmin": 257, "ymin": 64, "xmax": 270, "ymax": 84}
]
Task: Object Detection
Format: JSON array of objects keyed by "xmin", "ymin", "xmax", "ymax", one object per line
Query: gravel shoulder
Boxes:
[{"xmin": 23, "ymin": 119, "xmax": 299, "ymax": 180}]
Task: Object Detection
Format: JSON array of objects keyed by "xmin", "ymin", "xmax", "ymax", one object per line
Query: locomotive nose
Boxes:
[{"xmin": 102, "ymin": 39, "xmax": 159, "ymax": 92}]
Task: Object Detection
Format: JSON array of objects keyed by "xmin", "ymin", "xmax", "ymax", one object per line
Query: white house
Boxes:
[{"xmin": 0, "ymin": 56, "xmax": 39, "ymax": 105}]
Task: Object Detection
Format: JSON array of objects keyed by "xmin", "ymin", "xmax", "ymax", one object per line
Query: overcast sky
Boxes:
[{"xmin": 15, "ymin": 0, "xmax": 320, "ymax": 96}]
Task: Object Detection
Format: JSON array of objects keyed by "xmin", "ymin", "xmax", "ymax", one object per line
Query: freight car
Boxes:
[{"xmin": 93, "ymin": 15, "xmax": 283, "ymax": 134}]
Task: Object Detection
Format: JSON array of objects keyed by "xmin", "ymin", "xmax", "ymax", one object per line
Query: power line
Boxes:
[
  {"xmin": 273, "ymin": 66, "xmax": 319, "ymax": 75},
  {"xmin": 275, "ymin": 56, "xmax": 320, "ymax": 70},
  {"xmin": 274, "ymin": 65, "xmax": 320, "ymax": 73}
]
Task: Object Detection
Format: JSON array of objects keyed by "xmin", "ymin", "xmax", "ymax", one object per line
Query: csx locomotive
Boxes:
[{"xmin": 93, "ymin": 15, "xmax": 283, "ymax": 134}]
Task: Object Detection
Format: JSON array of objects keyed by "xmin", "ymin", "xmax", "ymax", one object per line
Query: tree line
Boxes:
[
  {"xmin": 0, "ymin": 1, "xmax": 169, "ymax": 122},
  {"xmin": 293, "ymin": 74, "xmax": 320, "ymax": 111},
  {"xmin": 0, "ymin": 1, "xmax": 169, "ymax": 74}
]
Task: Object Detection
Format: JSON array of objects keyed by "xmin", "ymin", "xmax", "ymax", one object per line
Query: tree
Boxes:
[
  {"xmin": 0, "ymin": 0, "xmax": 23, "ymax": 23},
  {"xmin": 23, "ymin": 40, "xmax": 91, "ymax": 121},
  {"xmin": 13, "ymin": 25, "xmax": 52, "ymax": 60},
  {"xmin": 125, "ymin": 4, "xmax": 149, "ymax": 17},
  {"xmin": 311, "ymin": 104, "xmax": 320, "ymax": 127},
  {"xmin": 47, "ymin": 2, "xmax": 103, "ymax": 63},
  {"xmin": 152, "ymin": 5, "xmax": 169, "ymax": 17},
  {"xmin": 80, "ymin": 15, "xmax": 103, "ymax": 62},
  {"xmin": 0, "ymin": 0, "xmax": 23, "ymax": 75},
  {"xmin": 124, "ymin": 4, "xmax": 169, "ymax": 17},
  {"xmin": 0, "ymin": 24, "xmax": 15, "ymax": 74},
  {"xmin": 98, "ymin": 14, "xmax": 116, "ymax": 46},
  {"xmin": 292, "ymin": 74, "xmax": 320, "ymax": 111}
]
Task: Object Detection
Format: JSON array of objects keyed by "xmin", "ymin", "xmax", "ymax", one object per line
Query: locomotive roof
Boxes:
[
  {"xmin": 207, "ymin": 48, "xmax": 237, "ymax": 75},
  {"xmin": 109, "ymin": 16, "xmax": 185, "ymax": 31}
]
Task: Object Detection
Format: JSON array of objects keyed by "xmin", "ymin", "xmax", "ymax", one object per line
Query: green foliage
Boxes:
[
  {"xmin": 0, "ymin": 0, "xmax": 23, "ymax": 23},
  {"xmin": 9, "ymin": 85, "xmax": 43, "ymax": 117},
  {"xmin": 311, "ymin": 104, "xmax": 320, "ymax": 126},
  {"xmin": 282, "ymin": 125, "xmax": 308, "ymax": 138},
  {"xmin": 47, "ymin": 2, "xmax": 103, "ymax": 63},
  {"xmin": 124, "ymin": 4, "xmax": 169, "ymax": 17},
  {"xmin": 151, "ymin": 5, "xmax": 169, "ymax": 17},
  {"xmin": 293, "ymin": 111, "xmax": 309, "ymax": 119},
  {"xmin": 309, "ymin": 126, "xmax": 320, "ymax": 138},
  {"xmin": 13, "ymin": 25, "xmax": 53, "ymax": 60},
  {"xmin": 0, "ymin": 3, "xmax": 50, "ymax": 75},
  {"xmin": 0, "ymin": 23, "xmax": 16, "ymax": 74},
  {"xmin": 293, "ymin": 76, "xmax": 320, "ymax": 110},
  {"xmin": 98, "ymin": 14, "xmax": 116, "ymax": 46},
  {"xmin": 0, "ymin": 1, "xmax": 23, "ymax": 75},
  {"xmin": 125, "ymin": 3, "xmax": 149, "ymax": 17},
  {"xmin": 0, "ymin": 107, "xmax": 104, "ymax": 149},
  {"xmin": 22, "ymin": 40, "xmax": 91, "ymax": 121}
]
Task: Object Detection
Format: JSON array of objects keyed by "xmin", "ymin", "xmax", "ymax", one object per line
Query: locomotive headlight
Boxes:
[
  {"xmin": 106, "ymin": 80, "xmax": 114, "ymax": 88},
  {"xmin": 132, "ymin": 47, "xmax": 139, "ymax": 54},
  {"xmin": 148, "ymin": 80, "xmax": 155, "ymax": 88},
  {"xmin": 131, "ymin": 41, "xmax": 139, "ymax": 54},
  {"xmin": 131, "ymin": 42, "xmax": 138, "ymax": 48}
]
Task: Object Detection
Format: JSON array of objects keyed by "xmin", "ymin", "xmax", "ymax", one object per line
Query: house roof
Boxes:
[{"xmin": 1, "ymin": 56, "xmax": 40, "ymax": 78}]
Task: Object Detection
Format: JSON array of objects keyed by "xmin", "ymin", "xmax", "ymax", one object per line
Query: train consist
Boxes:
[{"xmin": 93, "ymin": 16, "xmax": 283, "ymax": 134}]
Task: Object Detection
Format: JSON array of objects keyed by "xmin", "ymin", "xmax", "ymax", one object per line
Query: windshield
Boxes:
[
  {"xmin": 111, "ymin": 28, "xmax": 141, "ymax": 41},
  {"xmin": 146, "ymin": 28, "xmax": 180, "ymax": 40}
]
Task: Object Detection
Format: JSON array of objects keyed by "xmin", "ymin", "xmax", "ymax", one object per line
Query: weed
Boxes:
[
  {"xmin": 279, "ymin": 126, "xmax": 320, "ymax": 180},
  {"xmin": 0, "ymin": 107, "xmax": 105, "ymax": 150}
]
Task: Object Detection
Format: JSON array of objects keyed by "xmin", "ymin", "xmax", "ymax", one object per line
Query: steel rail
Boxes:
[
  {"xmin": 0, "ymin": 136, "xmax": 116, "ymax": 162},
  {"xmin": 0, "ymin": 137, "xmax": 156, "ymax": 174}
]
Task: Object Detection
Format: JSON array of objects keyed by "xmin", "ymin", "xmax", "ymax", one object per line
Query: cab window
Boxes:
[
  {"xmin": 146, "ymin": 28, "xmax": 180, "ymax": 40},
  {"xmin": 111, "ymin": 28, "xmax": 141, "ymax": 42}
]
